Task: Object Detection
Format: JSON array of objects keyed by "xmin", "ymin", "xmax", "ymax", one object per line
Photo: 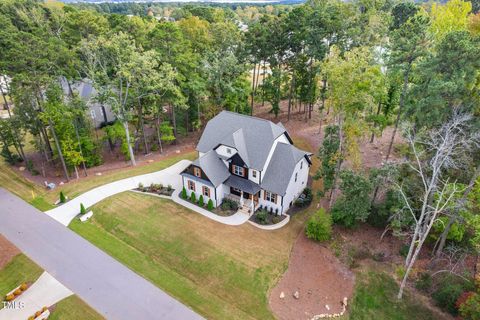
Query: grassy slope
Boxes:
[
  {"xmin": 70, "ymin": 192, "xmax": 310, "ymax": 320},
  {"xmin": 349, "ymin": 272, "xmax": 441, "ymax": 320},
  {"xmin": 50, "ymin": 296, "xmax": 104, "ymax": 320},
  {"xmin": 0, "ymin": 152, "xmax": 196, "ymax": 211},
  {"xmin": 0, "ymin": 254, "xmax": 43, "ymax": 299}
]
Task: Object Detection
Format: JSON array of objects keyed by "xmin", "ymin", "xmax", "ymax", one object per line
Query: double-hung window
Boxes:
[
  {"xmin": 187, "ymin": 180, "xmax": 195, "ymax": 191},
  {"xmin": 193, "ymin": 167, "xmax": 201, "ymax": 178},
  {"xmin": 202, "ymin": 186, "xmax": 210, "ymax": 197},
  {"xmin": 252, "ymin": 170, "xmax": 257, "ymax": 178},
  {"xmin": 233, "ymin": 165, "xmax": 243, "ymax": 176},
  {"xmin": 265, "ymin": 191, "xmax": 276, "ymax": 203}
]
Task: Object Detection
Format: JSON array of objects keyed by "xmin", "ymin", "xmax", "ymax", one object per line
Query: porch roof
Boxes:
[{"xmin": 224, "ymin": 175, "xmax": 261, "ymax": 195}]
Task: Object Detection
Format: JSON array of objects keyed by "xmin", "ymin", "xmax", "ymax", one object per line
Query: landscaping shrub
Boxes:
[
  {"xmin": 221, "ymin": 198, "xmax": 239, "ymax": 211},
  {"xmin": 59, "ymin": 191, "xmax": 66, "ymax": 204},
  {"xmin": 181, "ymin": 187, "xmax": 187, "ymax": 199},
  {"xmin": 167, "ymin": 184, "xmax": 173, "ymax": 191},
  {"xmin": 272, "ymin": 216, "xmax": 282, "ymax": 224},
  {"xmin": 190, "ymin": 192, "xmax": 196, "ymax": 203},
  {"xmin": 5, "ymin": 294, "xmax": 14, "ymax": 301},
  {"xmin": 432, "ymin": 276, "xmax": 473, "ymax": 315},
  {"xmin": 305, "ymin": 208, "xmax": 332, "ymax": 241},
  {"xmin": 207, "ymin": 199, "xmax": 214, "ymax": 210},
  {"xmin": 295, "ymin": 188, "xmax": 313, "ymax": 207},
  {"xmin": 80, "ymin": 203, "xmax": 86, "ymax": 215},
  {"xmin": 256, "ymin": 210, "xmax": 268, "ymax": 225},
  {"xmin": 20, "ymin": 283, "xmax": 27, "ymax": 291},
  {"xmin": 198, "ymin": 195, "xmax": 204, "ymax": 207}
]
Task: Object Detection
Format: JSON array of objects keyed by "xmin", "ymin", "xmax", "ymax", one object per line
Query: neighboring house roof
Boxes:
[
  {"xmin": 190, "ymin": 150, "xmax": 230, "ymax": 187},
  {"xmin": 261, "ymin": 142, "xmax": 312, "ymax": 196},
  {"xmin": 59, "ymin": 77, "xmax": 97, "ymax": 103},
  {"xmin": 197, "ymin": 111, "xmax": 289, "ymax": 170}
]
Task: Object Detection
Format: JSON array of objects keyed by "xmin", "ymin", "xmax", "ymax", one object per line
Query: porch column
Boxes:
[
  {"xmin": 240, "ymin": 191, "xmax": 244, "ymax": 206},
  {"xmin": 251, "ymin": 197, "xmax": 254, "ymax": 215}
]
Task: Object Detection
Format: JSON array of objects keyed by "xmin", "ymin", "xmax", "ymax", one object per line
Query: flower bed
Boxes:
[
  {"xmin": 250, "ymin": 208, "xmax": 287, "ymax": 225},
  {"xmin": 4, "ymin": 282, "xmax": 28, "ymax": 301},
  {"xmin": 136, "ymin": 183, "xmax": 174, "ymax": 196}
]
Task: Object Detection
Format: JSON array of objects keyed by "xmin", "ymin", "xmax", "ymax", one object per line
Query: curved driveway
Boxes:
[
  {"xmin": 45, "ymin": 159, "xmax": 249, "ymax": 226},
  {"xmin": 0, "ymin": 189, "xmax": 203, "ymax": 320}
]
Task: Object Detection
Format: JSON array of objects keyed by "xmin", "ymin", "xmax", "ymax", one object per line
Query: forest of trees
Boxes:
[{"xmin": 1, "ymin": 0, "xmax": 480, "ymax": 315}]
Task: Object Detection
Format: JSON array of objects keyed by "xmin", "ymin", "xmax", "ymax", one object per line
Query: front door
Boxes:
[
  {"xmin": 230, "ymin": 187, "xmax": 241, "ymax": 197},
  {"xmin": 243, "ymin": 192, "xmax": 250, "ymax": 199}
]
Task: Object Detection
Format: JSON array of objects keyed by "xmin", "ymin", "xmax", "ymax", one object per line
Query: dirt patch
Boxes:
[
  {"xmin": 0, "ymin": 235, "xmax": 20, "ymax": 269},
  {"xmin": 269, "ymin": 233, "xmax": 355, "ymax": 320}
]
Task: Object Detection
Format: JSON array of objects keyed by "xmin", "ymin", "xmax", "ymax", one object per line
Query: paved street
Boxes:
[{"xmin": 0, "ymin": 188, "xmax": 204, "ymax": 320}]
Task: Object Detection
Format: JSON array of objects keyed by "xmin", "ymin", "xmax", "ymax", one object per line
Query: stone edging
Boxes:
[
  {"xmin": 247, "ymin": 214, "xmax": 290, "ymax": 230},
  {"xmin": 311, "ymin": 297, "xmax": 348, "ymax": 319}
]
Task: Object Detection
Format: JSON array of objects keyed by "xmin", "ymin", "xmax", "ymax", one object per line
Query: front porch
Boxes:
[
  {"xmin": 223, "ymin": 175, "xmax": 261, "ymax": 216},
  {"xmin": 225, "ymin": 192, "xmax": 259, "ymax": 216}
]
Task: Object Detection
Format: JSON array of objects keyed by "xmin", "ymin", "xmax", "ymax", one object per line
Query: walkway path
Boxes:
[
  {"xmin": 0, "ymin": 189, "xmax": 204, "ymax": 320},
  {"xmin": 46, "ymin": 159, "xmax": 249, "ymax": 226},
  {"xmin": 0, "ymin": 272, "xmax": 73, "ymax": 320}
]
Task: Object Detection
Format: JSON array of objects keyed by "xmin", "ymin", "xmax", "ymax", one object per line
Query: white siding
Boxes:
[
  {"xmin": 216, "ymin": 184, "xmax": 227, "ymax": 205},
  {"xmin": 215, "ymin": 145, "xmax": 237, "ymax": 158},
  {"xmin": 260, "ymin": 134, "xmax": 290, "ymax": 183},
  {"xmin": 282, "ymin": 158, "xmax": 309, "ymax": 213},
  {"xmin": 182, "ymin": 177, "xmax": 218, "ymax": 207},
  {"xmin": 258, "ymin": 190, "xmax": 283, "ymax": 215},
  {"xmin": 248, "ymin": 168, "xmax": 260, "ymax": 184}
]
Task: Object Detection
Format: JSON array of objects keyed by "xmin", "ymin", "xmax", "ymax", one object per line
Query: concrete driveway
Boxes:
[
  {"xmin": 46, "ymin": 160, "xmax": 191, "ymax": 226},
  {"xmin": 0, "ymin": 189, "xmax": 203, "ymax": 320},
  {"xmin": 46, "ymin": 159, "xmax": 250, "ymax": 226}
]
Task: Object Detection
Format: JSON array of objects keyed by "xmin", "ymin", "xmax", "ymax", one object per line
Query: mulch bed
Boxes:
[
  {"xmin": 269, "ymin": 233, "xmax": 355, "ymax": 320},
  {"xmin": 212, "ymin": 207, "xmax": 236, "ymax": 217},
  {"xmin": 249, "ymin": 211, "xmax": 288, "ymax": 225},
  {"xmin": 0, "ymin": 235, "xmax": 20, "ymax": 269}
]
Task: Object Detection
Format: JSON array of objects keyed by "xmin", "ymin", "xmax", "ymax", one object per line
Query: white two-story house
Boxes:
[{"xmin": 181, "ymin": 111, "xmax": 312, "ymax": 215}]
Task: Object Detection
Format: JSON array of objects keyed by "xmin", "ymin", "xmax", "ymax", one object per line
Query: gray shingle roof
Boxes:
[
  {"xmin": 197, "ymin": 111, "xmax": 287, "ymax": 170},
  {"xmin": 261, "ymin": 143, "xmax": 311, "ymax": 196},
  {"xmin": 224, "ymin": 175, "xmax": 261, "ymax": 194},
  {"xmin": 191, "ymin": 150, "xmax": 230, "ymax": 187}
]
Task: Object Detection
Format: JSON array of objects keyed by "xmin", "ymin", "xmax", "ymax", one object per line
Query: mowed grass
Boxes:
[
  {"xmin": 349, "ymin": 272, "xmax": 443, "ymax": 320},
  {"xmin": 50, "ymin": 296, "xmax": 104, "ymax": 320},
  {"xmin": 70, "ymin": 192, "xmax": 310, "ymax": 320},
  {"xmin": 0, "ymin": 151, "xmax": 196, "ymax": 211},
  {"xmin": 0, "ymin": 254, "xmax": 43, "ymax": 302},
  {"xmin": 41, "ymin": 151, "xmax": 196, "ymax": 204},
  {"xmin": 0, "ymin": 161, "xmax": 52, "ymax": 211}
]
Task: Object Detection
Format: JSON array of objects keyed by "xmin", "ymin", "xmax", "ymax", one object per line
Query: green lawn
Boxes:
[
  {"xmin": 0, "ymin": 151, "xmax": 196, "ymax": 211},
  {"xmin": 50, "ymin": 296, "xmax": 104, "ymax": 320},
  {"xmin": 0, "ymin": 254, "xmax": 103, "ymax": 318},
  {"xmin": 70, "ymin": 191, "xmax": 309, "ymax": 320},
  {"xmin": 0, "ymin": 254, "xmax": 43, "ymax": 302},
  {"xmin": 349, "ymin": 271, "xmax": 446, "ymax": 320}
]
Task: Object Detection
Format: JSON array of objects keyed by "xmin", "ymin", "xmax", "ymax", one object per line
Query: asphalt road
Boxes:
[{"xmin": 0, "ymin": 188, "xmax": 204, "ymax": 320}]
